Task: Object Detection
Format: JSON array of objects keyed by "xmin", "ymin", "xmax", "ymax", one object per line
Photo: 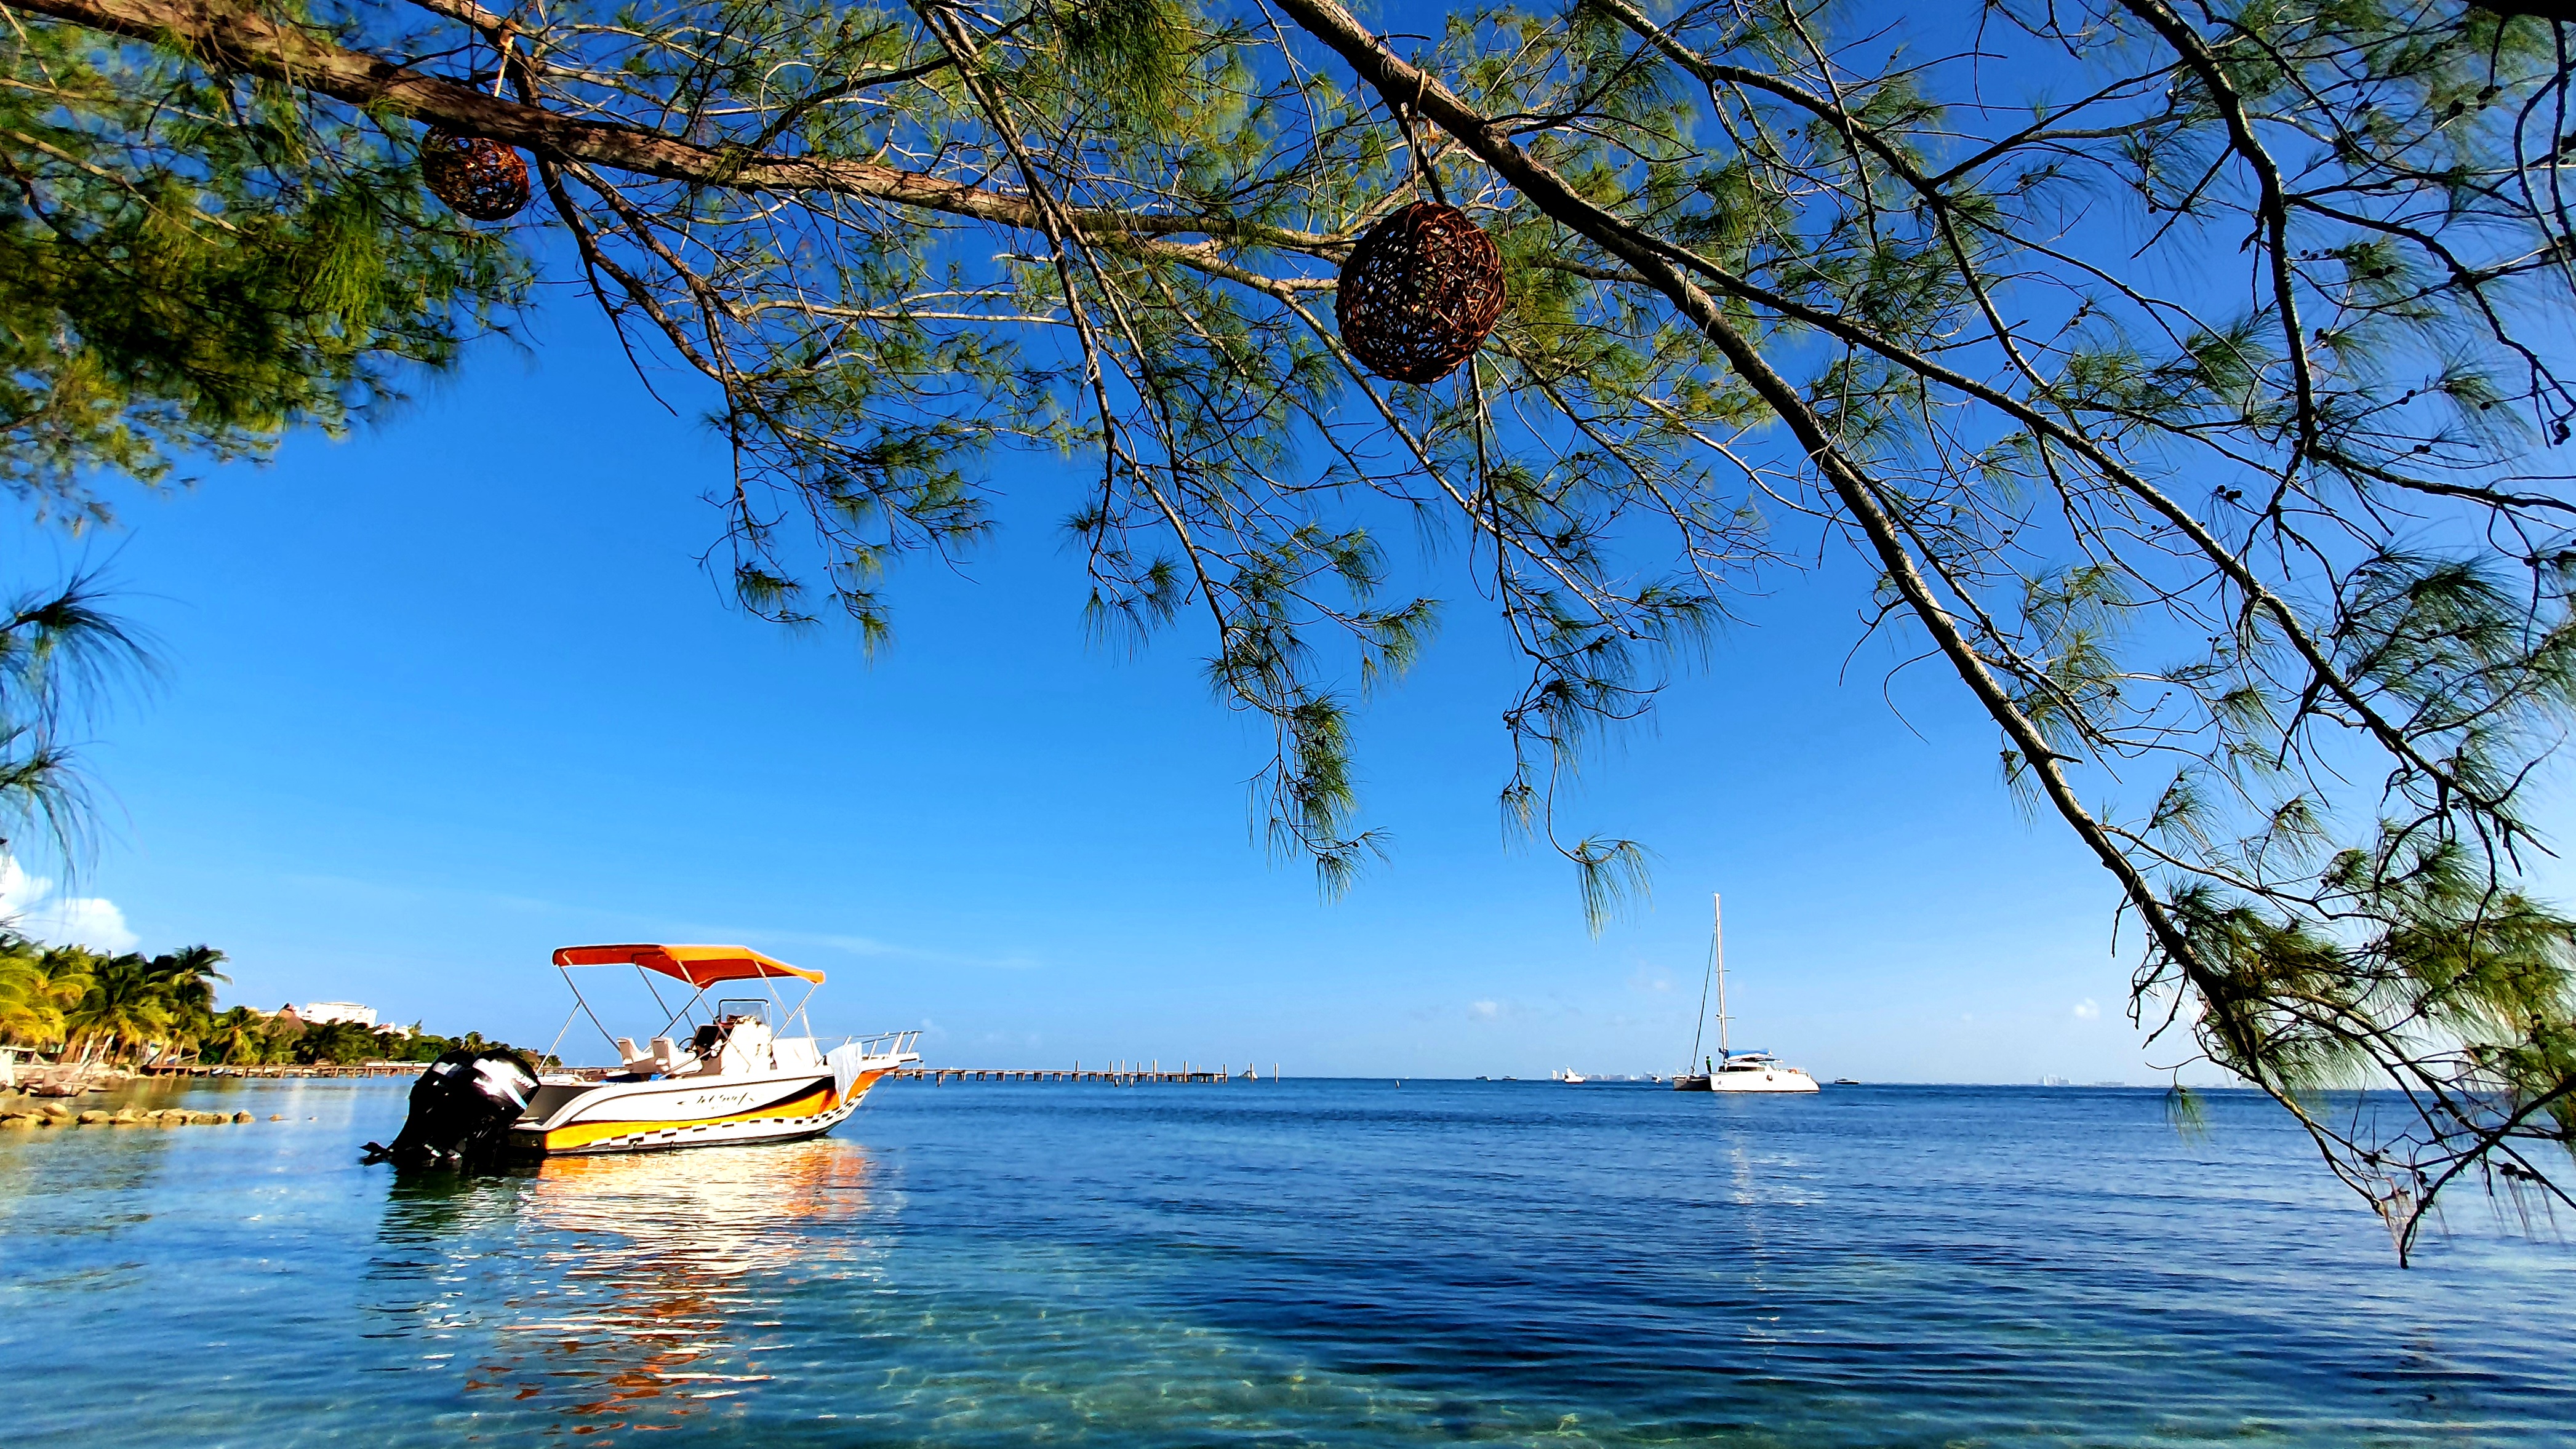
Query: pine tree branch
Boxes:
[
  {"xmin": 1451, "ymin": 0, "xmax": 2540, "ymax": 836},
  {"xmin": 2114, "ymin": 0, "xmax": 2324, "ymax": 476},
  {"xmin": 2, "ymin": 0, "xmax": 1345, "ymax": 261},
  {"xmin": 1266, "ymin": 0, "xmax": 2214, "ymax": 981}
]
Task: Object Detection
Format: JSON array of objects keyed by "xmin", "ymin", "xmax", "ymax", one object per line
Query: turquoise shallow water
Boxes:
[{"xmin": 2, "ymin": 1077, "xmax": 2570, "ymax": 1447}]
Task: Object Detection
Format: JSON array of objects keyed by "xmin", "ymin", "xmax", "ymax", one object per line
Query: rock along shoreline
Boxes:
[{"xmin": 1, "ymin": 1102, "xmax": 266, "ymax": 1127}]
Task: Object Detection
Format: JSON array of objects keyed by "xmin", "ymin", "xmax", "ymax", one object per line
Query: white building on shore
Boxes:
[{"xmin": 301, "ymin": 1001, "xmax": 380, "ymax": 1029}]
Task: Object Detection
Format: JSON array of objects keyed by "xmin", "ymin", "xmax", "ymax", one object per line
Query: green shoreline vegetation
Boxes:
[{"xmin": 0, "ymin": 931, "xmax": 513, "ymax": 1071}]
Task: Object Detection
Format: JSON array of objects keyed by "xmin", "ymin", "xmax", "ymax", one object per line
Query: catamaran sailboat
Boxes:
[
  {"xmin": 1673, "ymin": 895, "xmax": 1819, "ymax": 1094},
  {"xmin": 369, "ymin": 943, "xmax": 921, "ymax": 1166}
]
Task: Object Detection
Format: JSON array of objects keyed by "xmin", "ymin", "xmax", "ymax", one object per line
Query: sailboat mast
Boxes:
[
  {"xmin": 1712, "ymin": 893, "xmax": 1729, "ymax": 1063},
  {"xmin": 1686, "ymin": 920, "xmax": 1713, "ymax": 1073},
  {"xmin": 1690, "ymin": 952, "xmax": 1710, "ymax": 1076}
]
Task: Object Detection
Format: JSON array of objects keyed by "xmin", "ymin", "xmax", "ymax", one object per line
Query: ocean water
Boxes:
[{"xmin": 2, "ymin": 1077, "xmax": 2570, "ymax": 1447}]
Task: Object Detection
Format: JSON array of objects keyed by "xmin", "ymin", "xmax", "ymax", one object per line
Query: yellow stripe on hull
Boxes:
[{"xmin": 519, "ymin": 1070, "xmax": 889, "ymax": 1156}]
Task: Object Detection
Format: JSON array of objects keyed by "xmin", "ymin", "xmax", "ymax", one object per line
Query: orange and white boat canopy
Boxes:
[{"xmin": 551, "ymin": 943, "xmax": 824, "ymax": 988}]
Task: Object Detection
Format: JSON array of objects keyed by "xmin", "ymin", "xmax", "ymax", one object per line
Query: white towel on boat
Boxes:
[{"xmin": 827, "ymin": 1042, "xmax": 866, "ymax": 1105}]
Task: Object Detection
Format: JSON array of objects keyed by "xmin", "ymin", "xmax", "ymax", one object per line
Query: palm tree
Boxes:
[
  {"xmin": 202, "ymin": 1006, "xmax": 267, "ymax": 1065},
  {"xmin": 0, "ymin": 933, "xmax": 84, "ymax": 1050},
  {"xmin": 151, "ymin": 945, "xmax": 226, "ymax": 1004},
  {"xmin": 144, "ymin": 945, "xmax": 227, "ymax": 1064},
  {"xmin": 9, "ymin": 943, "xmax": 96, "ymax": 1056},
  {"xmin": 66, "ymin": 951, "xmax": 169, "ymax": 1064},
  {"xmin": 293, "ymin": 1018, "xmax": 379, "ymax": 1066},
  {"xmin": 0, "ymin": 928, "xmax": 247, "ymax": 1066}
]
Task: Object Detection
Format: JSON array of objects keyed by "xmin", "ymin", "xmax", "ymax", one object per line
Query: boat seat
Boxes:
[
  {"xmin": 649, "ymin": 1036, "xmax": 697, "ymax": 1074},
  {"xmin": 614, "ymin": 1036, "xmax": 657, "ymax": 1070}
]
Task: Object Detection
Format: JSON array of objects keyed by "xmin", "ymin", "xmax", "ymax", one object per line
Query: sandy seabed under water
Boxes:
[{"xmin": 2, "ymin": 1076, "xmax": 2571, "ymax": 1447}]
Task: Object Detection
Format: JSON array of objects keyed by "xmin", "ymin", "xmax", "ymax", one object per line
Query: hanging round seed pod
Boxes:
[
  {"xmin": 1334, "ymin": 201, "xmax": 1508, "ymax": 385},
  {"xmin": 420, "ymin": 127, "xmax": 531, "ymax": 222}
]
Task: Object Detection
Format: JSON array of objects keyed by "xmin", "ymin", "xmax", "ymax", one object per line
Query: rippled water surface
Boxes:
[{"xmin": 3, "ymin": 1078, "xmax": 2571, "ymax": 1447}]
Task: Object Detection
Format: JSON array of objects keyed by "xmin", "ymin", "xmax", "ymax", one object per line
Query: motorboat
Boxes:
[
  {"xmin": 368, "ymin": 943, "xmax": 920, "ymax": 1165},
  {"xmin": 1673, "ymin": 894, "xmax": 1819, "ymax": 1095}
]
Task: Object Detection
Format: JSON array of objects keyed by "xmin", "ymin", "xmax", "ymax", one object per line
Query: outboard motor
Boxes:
[{"xmin": 364, "ymin": 1050, "xmax": 539, "ymax": 1167}]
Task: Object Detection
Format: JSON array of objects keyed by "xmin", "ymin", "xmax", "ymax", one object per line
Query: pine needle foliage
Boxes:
[
  {"xmin": 9, "ymin": 0, "xmax": 2576, "ymax": 1251},
  {"xmin": 0, "ymin": 574, "xmax": 148, "ymax": 864},
  {"xmin": 0, "ymin": 3, "xmax": 528, "ymax": 522}
]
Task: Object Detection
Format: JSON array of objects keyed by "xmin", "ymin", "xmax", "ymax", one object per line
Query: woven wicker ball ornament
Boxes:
[
  {"xmin": 421, "ymin": 128, "xmax": 531, "ymax": 222},
  {"xmin": 1334, "ymin": 201, "xmax": 1507, "ymax": 385}
]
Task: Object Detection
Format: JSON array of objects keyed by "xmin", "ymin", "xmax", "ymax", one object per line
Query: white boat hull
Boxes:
[
  {"xmin": 509, "ymin": 1063, "xmax": 896, "ymax": 1156},
  {"xmin": 1705, "ymin": 1065, "xmax": 1819, "ymax": 1093}
]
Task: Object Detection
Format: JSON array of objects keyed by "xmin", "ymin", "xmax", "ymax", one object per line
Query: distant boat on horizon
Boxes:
[{"xmin": 1672, "ymin": 893, "xmax": 1820, "ymax": 1095}]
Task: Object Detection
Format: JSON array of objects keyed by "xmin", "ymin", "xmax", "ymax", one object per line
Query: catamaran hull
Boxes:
[
  {"xmin": 1705, "ymin": 1069, "xmax": 1819, "ymax": 1093},
  {"xmin": 506, "ymin": 1068, "xmax": 895, "ymax": 1156}
]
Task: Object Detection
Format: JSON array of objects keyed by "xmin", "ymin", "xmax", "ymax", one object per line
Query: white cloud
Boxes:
[
  {"xmin": 1467, "ymin": 999, "xmax": 1501, "ymax": 1021},
  {"xmin": 0, "ymin": 855, "xmax": 138, "ymax": 952},
  {"xmin": 2073, "ymin": 998, "xmax": 2102, "ymax": 1021}
]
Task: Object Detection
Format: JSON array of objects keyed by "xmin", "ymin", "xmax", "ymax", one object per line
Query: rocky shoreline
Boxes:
[{"xmin": 2, "ymin": 1101, "xmax": 270, "ymax": 1127}]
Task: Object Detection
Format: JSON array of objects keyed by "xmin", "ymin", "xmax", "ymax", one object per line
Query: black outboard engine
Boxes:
[{"xmin": 364, "ymin": 1050, "xmax": 540, "ymax": 1168}]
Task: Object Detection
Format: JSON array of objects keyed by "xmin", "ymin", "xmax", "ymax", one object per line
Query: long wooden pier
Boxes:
[
  {"xmin": 151, "ymin": 1062, "xmax": 425, "ymax": 1079},
  {"xmin": 134, "ymin": 1062, "xmax": 1273, "ymax": 1084},
  {"xmin": 891, "ymin": 1065, "xmax": 1270, "ymax": 1085}
]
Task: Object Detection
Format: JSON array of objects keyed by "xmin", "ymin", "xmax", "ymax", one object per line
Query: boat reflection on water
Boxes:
[
  {"xmin": 375, "ymin": 1138, "xmax": 884, "ymax": 1438},
  {"xmin": 518, "ymin": 1133, "xmax": 878, "ymax": 1263}
]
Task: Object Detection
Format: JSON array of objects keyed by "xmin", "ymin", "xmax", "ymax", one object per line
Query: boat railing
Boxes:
[{"xmin": 830, "ymin": 1029, "xmax": 923, "ymax": 1061}]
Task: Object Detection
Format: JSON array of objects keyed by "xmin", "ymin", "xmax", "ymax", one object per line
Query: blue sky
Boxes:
[{"xmin": 10, "ymin": 288, "xmax": 2567, "ymax": 1084}]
